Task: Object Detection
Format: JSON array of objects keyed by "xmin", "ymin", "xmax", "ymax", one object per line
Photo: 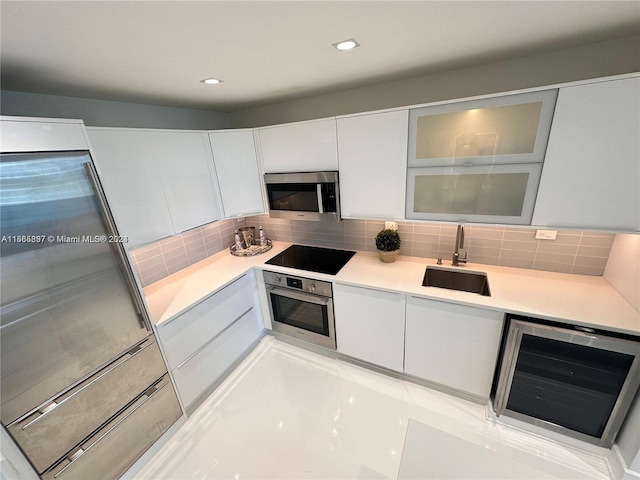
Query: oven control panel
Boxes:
[{"xmin": 263, "ymin": 271, "xmax": 332, "ymax": 297}]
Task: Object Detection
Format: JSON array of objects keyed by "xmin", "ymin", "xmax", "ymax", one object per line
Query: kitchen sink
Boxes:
[{"xmin": 422, "ymin": 266, "xmax": 491, "ymax": 296}]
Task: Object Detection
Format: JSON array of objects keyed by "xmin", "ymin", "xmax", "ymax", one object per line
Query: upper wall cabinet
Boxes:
[
  {"xmin": 337, "ymin": 110, "xmax": 408, "ymax": 220},
  {"xmin": 406, "ymin": 163, "xmax": 543, "ymax": 224},
  {"xmin": 408, "ymin": 90, "xmax": 557, "ymax": 167},
  {"xmin": 405, "ymin": 90, "xmax": 557, "ymax": 224},
  {"xmin": 208, "ymin": 130, "xmax": 265, "ymax": 218},
  {"xmin": 532, "ymin": 77, "xmax": 640, "ymax": 231},
  {"xmin": 256, "ymin": 118, "xmax": 338, "ymax": 173},
  {"xmin": 87, "ymin": 128, "xmax": 222, "ymax": 246},
  {"xmin": 1, "ymin": 117, "xmax": 89, "ymax": 153}
]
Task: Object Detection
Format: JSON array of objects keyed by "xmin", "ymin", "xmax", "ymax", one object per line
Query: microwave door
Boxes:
[
  {"xmin": 267, "ymin": 183, "xmax": 319, "ymax": 212},
  {"xmin": 263, "ymin": 171, "xmax": 341, "ymax": 222}
]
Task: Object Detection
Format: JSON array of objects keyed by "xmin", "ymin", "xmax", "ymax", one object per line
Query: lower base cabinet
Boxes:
[
  {"xmin": 404, "ymin": 296, "xmax": 504, "ymax": 398},
  {"xmin": 334, "ymin": 283, "xmax": 405, "ymax": 372},
  {"xmin": 171, "ymin": 308, "xmax": 261, "ymax": 409},
  {"xmin": 156, "ymin": 273, "xmax": 263, "ymax": 412}
]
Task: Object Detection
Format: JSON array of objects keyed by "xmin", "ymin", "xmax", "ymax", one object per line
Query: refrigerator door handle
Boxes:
[{"xmin": 83, "ymin": 161, "xmax": 152, "ymax": 332}]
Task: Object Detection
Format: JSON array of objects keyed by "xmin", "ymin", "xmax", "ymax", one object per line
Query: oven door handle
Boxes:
[{"xmin": 266, "ymin": 285, "xmax": 331, "ymax": 306}]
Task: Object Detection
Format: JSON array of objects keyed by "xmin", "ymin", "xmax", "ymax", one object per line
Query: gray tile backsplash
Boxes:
[
  {"xmin": 130, "ymin": 218, "xmax": 246, "ymax": 287},
  {"xmin": 130, "ymin": 214, "xmax": 616, "ymax": 287},
  {"xmin": 247, "ymin": 215, "xmax": 615, "ymax": 277}
]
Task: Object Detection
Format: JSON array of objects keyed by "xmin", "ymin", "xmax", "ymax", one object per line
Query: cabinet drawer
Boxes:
[
  {"xmin": 8, "ymin": 336, "xmax": 167, "ymax": 473},
  {"xmin": 172, "ymin": 308, "xmax": 262, "ymax": 409},
  {"xmin": 42, "ymin": 374, "xmax": 181, "ymax": 480},
  {"xmin": 158, "ymin": 274, "xmax": 254, "ymax": 369}
]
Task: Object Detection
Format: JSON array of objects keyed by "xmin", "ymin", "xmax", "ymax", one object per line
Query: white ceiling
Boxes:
[{"xmin": 1, "ymin": 1, "xmax": 639, "ymax": 112}]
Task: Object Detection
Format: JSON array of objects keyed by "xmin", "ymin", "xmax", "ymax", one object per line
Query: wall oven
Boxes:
[
  {"xmin": 264, "ymin": 171, "xmax": 340, "ymax": 222},
  {"xmin": 493, "ymin": 314, "xmax": 640, "ymax": 448},
  {"xmin": 263, "ymin": 271, "xmax": 336, "ymax": 350}
]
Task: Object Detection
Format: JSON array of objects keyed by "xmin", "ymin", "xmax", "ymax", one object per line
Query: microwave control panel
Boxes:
[{"xmin": 321, "ymin": 183, "xmax": 337, "ymax": 213}]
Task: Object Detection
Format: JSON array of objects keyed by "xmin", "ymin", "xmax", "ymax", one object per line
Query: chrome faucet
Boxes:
[{"xmin": 452, "ymin": 224, "xmax": 467, "ymax": 266}]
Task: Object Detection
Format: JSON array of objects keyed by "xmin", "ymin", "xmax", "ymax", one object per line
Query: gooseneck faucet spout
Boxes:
[{"xmin": 452, "ymin": 224, "xmax": 467, "ymax": 266}]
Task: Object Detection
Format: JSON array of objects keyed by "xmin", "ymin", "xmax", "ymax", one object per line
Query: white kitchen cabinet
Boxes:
[
  {"xmin": 406, "ymin": 163, "xmax": 543, "ymax": 225},
  {"xmin": 156, "ymin": 273, "xmax": 263, "ymax": 412},
  {"xmin": 337, "ymin": 110, "xmax": 408, "ymax": 219},
  {"xmin": 333, "ymin": 283, "xmax": 405, "ymax": 372},
  {"xmin": 87, "ymin": 128, "xmax": 173, "ymax": 245},
  {"xmin": 532, "ymin": 77, "xmax": 640, "ymax": 231},
  {"xmin": 171, "ymin": 308, "xmax": 261, "ymax": 411},
  {"xmin": 408, "ymin": 90, "xmax": 557, "ymax": 167},
  {"xmin": 157, "ymin": 274, "xmax": 254, "ymax": 369},
  {"xmin": 405, "ymin": 296, "xmax": 503, "ymax": 399},
  {"xmin": 405, "ymin": 90, "xmax": 556, "ymax": 225},
  {"xmin": 256, "ymin": 118, "xmax": 338, "ymax": 173},
  {"xmin": 87, "ymin": 127, "xmax": 222, "ymax": 246},
  {"xmin": 209, "ymin": 130, "xmax": 265, "ymax": 218},
  {"xmin": 1, "ymin": 117, "xmax": 89, "ymax": 152}
]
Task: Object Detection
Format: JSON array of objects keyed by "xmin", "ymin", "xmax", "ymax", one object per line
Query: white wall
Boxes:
[
  {"xmin": 3, "ymin": 35, "xmax": 638, "ymax": 131},
  {"xmin": 0, "ymin": 90, "xmax": 230, "ymax": 130},
  {"xmin": 229, "ymin": 34, "xmax": 640, "ymax": 128},
  {"xmin": 605, "ymin": 234, "xmax": 640, "ymax": 311}
]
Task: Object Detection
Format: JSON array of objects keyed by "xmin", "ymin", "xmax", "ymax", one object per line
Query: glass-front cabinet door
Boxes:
[
  {"xmin": 406, "ymin": 163, "xmax": 543, "ymax": 224},
  {"xmin": 408, "ymin": 90, "xmax": 557, "ymax": 166}
]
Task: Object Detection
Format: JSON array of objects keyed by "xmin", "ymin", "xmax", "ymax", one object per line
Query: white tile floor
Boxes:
[{"xmin": 136, "ymin": 337, "xmax": 615, "ymax": 479}]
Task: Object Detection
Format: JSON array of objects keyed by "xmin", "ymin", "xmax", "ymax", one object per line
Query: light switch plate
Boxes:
[
  {"xmin": 535, "ymin": 229, "xmax": 557, "ymax": 240},
  {"xmin": 385, "ymin": 221, "xmax": 398, "ymax": 230}
]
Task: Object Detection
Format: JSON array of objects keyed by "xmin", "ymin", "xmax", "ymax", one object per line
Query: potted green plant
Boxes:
[{"xmin": 375, "ymin": 228, "xmax": 401, "ymax": 263}]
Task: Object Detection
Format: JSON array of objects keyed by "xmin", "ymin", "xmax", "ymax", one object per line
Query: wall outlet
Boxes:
[
  {"xmin": 385, "ymin": 221, "xmax": 398, "ymax": 230},
  {"xmin": 535, "ymin": 229, "xmax": 557, "ymax": 240}
]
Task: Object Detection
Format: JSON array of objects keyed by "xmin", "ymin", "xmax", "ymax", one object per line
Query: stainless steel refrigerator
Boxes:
[{"xmin": 0, "ymin": 149, "xmax": 182, "ymax": 479}]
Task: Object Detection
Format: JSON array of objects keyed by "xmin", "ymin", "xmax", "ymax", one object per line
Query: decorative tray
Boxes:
[{"xmin": 230, "ymin": 239, "xmax": 273, "ymax": 257}]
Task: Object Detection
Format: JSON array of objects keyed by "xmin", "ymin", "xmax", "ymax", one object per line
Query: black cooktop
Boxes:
[{"xmin": 265, "ymin": 244, "xmax": 356, "ymax": 275}]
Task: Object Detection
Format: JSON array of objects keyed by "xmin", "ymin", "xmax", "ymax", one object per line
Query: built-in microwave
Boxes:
[{"xmin": 264, "ymin": 171, "xmax": 341, "ymax": 222}]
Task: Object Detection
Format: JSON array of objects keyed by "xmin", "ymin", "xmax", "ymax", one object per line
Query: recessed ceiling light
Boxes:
[
  {"xmin": 201, "ymin": 78, "xmax": 222, "ymax": 85},
  {"xmin": 333, "ymin": 39, "xmax": 359, "ymax": 51}
]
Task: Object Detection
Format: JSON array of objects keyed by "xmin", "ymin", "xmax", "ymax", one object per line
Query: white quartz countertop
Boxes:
[{"xmin": 143, "ymin": 241, "xmax": 640, "ymax": 335}]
